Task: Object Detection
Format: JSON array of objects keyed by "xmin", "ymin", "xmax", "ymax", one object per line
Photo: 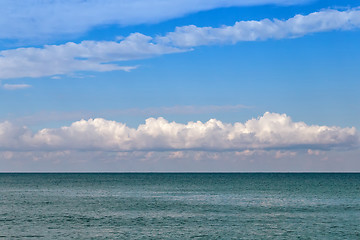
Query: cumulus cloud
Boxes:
[
  {"xmin": 0, "ymin": 0, "xmax": 309, "ymax": 40},
  {"xmin": 1, "ymin": 8, "xmax": 360, "ymax": 79},
  {"xmin": 0, "ymin": 112, "xmax": 357, "ymax": 152}
]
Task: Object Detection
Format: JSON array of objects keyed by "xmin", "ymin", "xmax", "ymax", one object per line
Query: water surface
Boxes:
[{"xmin": 0, "ymin": 173, "xmax": 359, "ymax": 239}]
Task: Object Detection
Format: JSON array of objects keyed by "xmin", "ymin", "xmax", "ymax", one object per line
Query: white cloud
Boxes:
[
  {"xmin": 1, "ymin": 8, "xmax": 360, "ymax": 79},
  {"xmin": 0, "ymin": 33, "xmax": 182, "ymax": 79},
  {"xmin": 158, "ymin": 8, "xmax": 360, "ymax": 47},
  {"xmin": 0, "ymin": 112, "xmax": 357, "ymax": 152},
  {"xmin": 0, "ymin": 0, "xmax": 309, "ymax": 40},
  {"xmin": 2, "ymin": 84, "xmax": 31, "ymax": 90},
  {"xmin": 0, "ymin": 121, "xmax": 30, "ymax": 149}
]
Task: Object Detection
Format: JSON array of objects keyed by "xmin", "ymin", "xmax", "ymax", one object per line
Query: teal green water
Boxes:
[{"xmin": 0, "ymin": 173, "xmax": 359, "ymax": 239}]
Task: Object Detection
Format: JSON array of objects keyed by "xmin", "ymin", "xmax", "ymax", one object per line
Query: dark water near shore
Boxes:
[{"xmin": 0, "ymin": 173, "xmax": 359, "ymax": 239}]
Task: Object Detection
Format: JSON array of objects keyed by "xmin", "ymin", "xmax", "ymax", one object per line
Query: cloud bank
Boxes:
[
  {"xmin": 0, "ymin": 112, "xmax": 357, "ymax": 152},
  {"xmin": 0, "ymin": 0, "xmax": 309, "ymax": 40},
  {"xmin": 1, "ymin": 8, "xmax": 360, "ymax": 79}
]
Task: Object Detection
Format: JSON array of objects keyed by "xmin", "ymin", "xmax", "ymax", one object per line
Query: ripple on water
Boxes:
[{"xmin": 0, "ymin": 173, "xmax": 359, "ymax": 239}]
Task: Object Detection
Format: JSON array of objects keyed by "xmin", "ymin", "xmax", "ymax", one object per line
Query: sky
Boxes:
[{"xmin": 0, "ymin": 0, "xmax": 359, "ymax": 172}]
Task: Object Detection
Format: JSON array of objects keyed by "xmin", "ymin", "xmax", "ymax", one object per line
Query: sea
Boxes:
[{"xmin": 0, "ymin": 173, "xmax": 359, "ymax": 239}]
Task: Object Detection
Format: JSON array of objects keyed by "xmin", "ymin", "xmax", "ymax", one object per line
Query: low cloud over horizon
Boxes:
[{"xmin": 0, "ymin": 112, "xmax": 357, "ymax": 152}]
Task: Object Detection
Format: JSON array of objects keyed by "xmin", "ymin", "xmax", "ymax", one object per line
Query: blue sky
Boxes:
[{"xmin": 0, "ymin": 0, "xmax": 359, "ymax": 172}]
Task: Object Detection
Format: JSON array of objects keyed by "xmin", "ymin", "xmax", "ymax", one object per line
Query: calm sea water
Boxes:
[{"xmin": 0, "ymin": 173, "xmax": 359, "ymax": 239}]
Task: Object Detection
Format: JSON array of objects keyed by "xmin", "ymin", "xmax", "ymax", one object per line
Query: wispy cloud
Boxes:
[
  {"xmin": 158, "ymin": 8, "xmax": 360, "ymax": 47},
  {"xmin": 0, "ymin": 0, "xmax": 310, "ymax": 40},
  {"xmin": 1, "ymin": 8, "xmax": 360, "ymax": 79},
  {"xmin": 0, "ymin": 112, "xmax": 357, "ymax": 152},
  {"xmin": 0, "ymin": 33, "xmax": 182, "ymax": 79},
  {"xmin": 2, "ymin": 84, "xmax": 31, "ymax": 90}
]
